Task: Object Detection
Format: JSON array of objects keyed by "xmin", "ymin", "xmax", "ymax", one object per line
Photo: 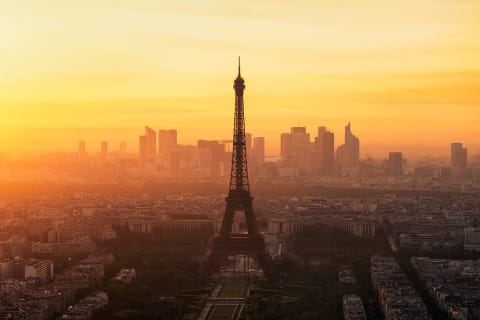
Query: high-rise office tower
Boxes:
[
  {"xmin": 197, "ymin": 140, "xmax": 226, "ymax": 176},
  {"xmin": 251, "ymin": 136, "xmax": 265, "ymax": 176},
  {"xmin": 139, "ymin": 135, "xmax": 147, "ymax": 163},
  {"xmin": 315, "ymin": 126, "xmax": 335, "ymax": 175},
  {"xmin": 280, "ymin": 133, "xmax": 293, "ymax": 159},
  {"xmin": 170, "ymin": 150, "xmax": 181, "ymax": 173},
  {"xmin": 145, "ymin": 126, "xmax": 156, "ymax": 155},
  {"xmin": 317, "ymin": 126, "xmax": 326, "ymax": 138},
  {"xmin": 245, "ymin": 133, "xmax": 252, "ymax": 158},
  {"xmin": 451, "ymin": 142, "xmax": 467, "ymax": 168},
  {"xmin": 78, "ymin": 141, "xmax": 86, "ymax": 154},
  {"xmin": 158, "ymin": 129, "xmax": 177, "ymax": 159},
  {"xmin": 120, "ymin": 141, "xmax": 127, "ymax": 154},
  {"xmin": 280, "ymin": 127, "xmax": 310, "ymax": 161},
  {"xmin": 291, "ymin": 127, "xmax": 310, "ymax": 157},
  {"xmin": 101, "ymin": 141, "xmax": 108, "ymax": 154},
  {"xmin": 252, "ymin": 137, "xmax": 265, "ymax": 165},
  {"xmin": 336, "ymin": 122, "xmax": 360, "ymax": 168},
  {"xmin": 177, "ymin": 144, "xmax": 196, "ymax": 168},
  {"xmin": 197, "ymin": 146, "xmax": 213, "ymax": 171},
  {"xmin": 387, "ymin": 152, "xmax": 403, "ymax": 176}
]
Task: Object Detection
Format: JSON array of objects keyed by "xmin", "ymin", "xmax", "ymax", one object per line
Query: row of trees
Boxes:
[
  {"xmin": 244, "ymin": 224, "xmax": 390, "ymax": 319},
  {"xmin": 93, "ymin": 226, "xmax": 212, "ymax": 320}
]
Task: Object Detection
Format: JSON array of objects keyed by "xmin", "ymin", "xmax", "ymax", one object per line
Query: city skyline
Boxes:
[
  {"xmin": 2, "ymin": 0, "xmax": 480, "ymax": 156},
  {"xmin": 2, "ymin": 61, "xmax": 475, "ymax": 184},
  {"xmin": 1, "ymin": 124, "xmax": 478, "ymax": 159}
]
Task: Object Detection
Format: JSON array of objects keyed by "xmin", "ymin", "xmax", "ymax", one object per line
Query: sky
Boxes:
[{"xmin": 1, "ymin": 0, "xmax": 480, "ymax": 157}]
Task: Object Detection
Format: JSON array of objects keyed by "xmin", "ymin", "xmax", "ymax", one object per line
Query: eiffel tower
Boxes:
[{"xmin": 204, "ymin": 58, "xmax": 277, "ymax": 282}]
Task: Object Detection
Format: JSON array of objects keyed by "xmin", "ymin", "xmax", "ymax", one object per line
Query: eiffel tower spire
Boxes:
[{"xmin": 229, "ymin": 56, "xmax": 250, "ymax": 198}]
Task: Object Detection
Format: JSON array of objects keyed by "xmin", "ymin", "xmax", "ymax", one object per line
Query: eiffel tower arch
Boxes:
[{"xmin": 204, "ymin": 58, "xmax": 277, "ymax": 282}]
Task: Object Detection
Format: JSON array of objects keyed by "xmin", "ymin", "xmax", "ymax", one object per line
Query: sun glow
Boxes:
[{"xmin": 1, "ymin": 0, "xmax": 480, "ymax": 155}]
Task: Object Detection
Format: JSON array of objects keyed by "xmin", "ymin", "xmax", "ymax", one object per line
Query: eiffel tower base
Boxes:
[{"xmin": 204, "ymin": 235, "xmax": 278, "ymax": 282}]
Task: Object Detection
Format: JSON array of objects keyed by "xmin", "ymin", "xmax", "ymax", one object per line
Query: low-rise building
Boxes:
[
  {"xmin": 371, "ymin": 255, "xmax": 431, "ymax": 320},
  {"xmin": 411, "ymin": 257, "xmax": 480, "ymax": 320},
  {"xmin": 268, "ymin": 216, "xmax": 375, "ymax": 238},
  {"xmin": 343, "ymin": 294, "xmax": 366, "ymax": 320},
  {"xmin": 57, "ymin": 291, "xmax": 108, "ymax": 320},
  {"xmin": 25, "ymin": 260, "xmax": 54, "ymax": 283},
  {"xmin": 113, "ymin": 268, "xmax": 136, "ymax": 283}
]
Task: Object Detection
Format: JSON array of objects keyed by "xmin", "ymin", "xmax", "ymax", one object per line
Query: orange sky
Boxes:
[{"xmin": 1, "ymin": 0, "xmax": 480, "ymax": 157}]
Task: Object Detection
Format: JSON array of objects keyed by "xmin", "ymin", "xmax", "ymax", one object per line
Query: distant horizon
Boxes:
[{"xmin": 1, "ymin": 126, "xmax": 479, "ymax": 159}]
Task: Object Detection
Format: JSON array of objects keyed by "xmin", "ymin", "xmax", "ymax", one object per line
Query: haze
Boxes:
[{"xmin": 1, "ymin": 0, "xmax": 480, "ymax": 156}]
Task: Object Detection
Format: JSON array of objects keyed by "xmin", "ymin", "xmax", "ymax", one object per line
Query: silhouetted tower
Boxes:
[{"xmin": 205, "ymin": 58, "xmax": 277, "ymax": 281}]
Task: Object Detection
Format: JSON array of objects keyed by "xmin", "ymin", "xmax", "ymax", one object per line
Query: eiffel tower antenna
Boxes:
[{"xmin": 238, "ymin": 56, "xmax": 241, "ymax": 76}]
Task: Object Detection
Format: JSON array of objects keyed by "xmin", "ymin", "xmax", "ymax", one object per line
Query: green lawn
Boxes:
[
  {"xmin": 208, "ymin": 304, "xmax": 240, "ymax": 320},
  {"xmin": 218, "ymin": 280, "xmax": 249, "ymax": 298}
]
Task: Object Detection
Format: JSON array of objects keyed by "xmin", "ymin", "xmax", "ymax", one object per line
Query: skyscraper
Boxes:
[
  {"xmin": 158, "ymin": 129, "xmax": 177, "ymax": 159},
  {"xmin": 139, "ymin": 135, "xmax": 147, "ymax": 163},
  {"xmin": 252, "ymin": 137, "xmax": 265, "ymax": 165},
  {"xmin": 197, "ymin": 140, "xmax": 227, "ymax": 176},
  {"xmin": 291, "ymin": 127, "xmax": 310, "ymax": 158},
  {"xmin": 280, "ymin": 127, "xmax": 310, "ymax": 161},
  {"xmin": 251, "ymin": 136, "xmax": 265, "ymax": 176},
  {"xmin": 78, "ymin": 141, "xmax": 86, "ymax": 154},
  {"xmin": 451, "ymin": 142, "xmax": 467, "ymax": 168},
  {"xmin": 170, "ymin": 150, "xmax": 181, "ymax": 175},
  {"xmin": 101, "ymin": 141, "xmax": 108, "ymax": 154},
  {"xmin": 145, "ymin": 126, "xmax": 157, "ymax": 155},
  {"xmin": 336, "ymin": 122, "xmax": 360, "ymax": 169},
  {"xmin": 387, "ymin": 152, "xmax": 403, "ymax": 176},
  {"xmin": 120, "ymin": 141, "xmax": 127, "ymax": 154},
  {"xmin": 315, "ymin": 126, "xmax": 335, "ymax": 175},
  {"xmin": 280, "ymin": 133, "xmax": 293, "ymax": 159}
]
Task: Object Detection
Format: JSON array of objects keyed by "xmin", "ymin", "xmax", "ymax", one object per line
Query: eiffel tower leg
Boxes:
[
  {"xmin": 219, "ymin": 203, "xmax": 235, "ymax": 237},
  {"xmin": 243, "ymin": 200, "xmax": 260, "ymax": 236}
]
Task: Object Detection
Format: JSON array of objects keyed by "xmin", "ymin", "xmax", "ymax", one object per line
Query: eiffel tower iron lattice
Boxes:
[{"xmin": 204, "ymin": 58, "xmax": 277, "ymax": 282}]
